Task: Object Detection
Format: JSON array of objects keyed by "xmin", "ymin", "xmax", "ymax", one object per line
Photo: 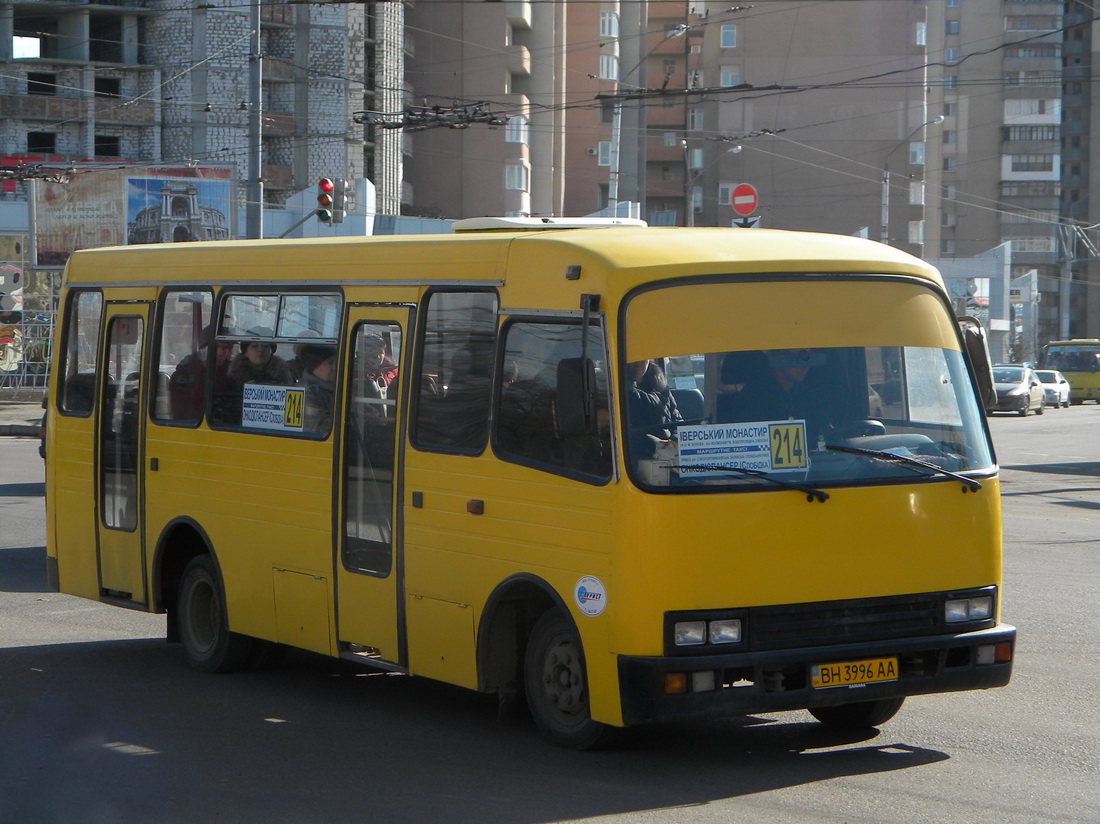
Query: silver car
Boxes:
[
  {"xmin": 991, "ymin": 365, "xmax": 1045, "ymax": 416},
  {"xmin": 1034, "ymin": 369, "xmax": 1071, "ymax": 409}
]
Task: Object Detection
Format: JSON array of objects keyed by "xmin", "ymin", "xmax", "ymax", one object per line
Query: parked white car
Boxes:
[{"xmin": 1034, "ymin": 369, "xmax": 1071, "ymax": 409}]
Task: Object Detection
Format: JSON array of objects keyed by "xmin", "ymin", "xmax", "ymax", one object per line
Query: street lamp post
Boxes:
[
  {"xmin": 682, "ymin": 142, "xmax": 741, "ymax": 227},
  {"xmin": 880, "ymin": 115, "xmax": 944, "ymax": 246},
  {"xmin": 608, "ymin": 24, "xmax": 688, "ymax": 216}
]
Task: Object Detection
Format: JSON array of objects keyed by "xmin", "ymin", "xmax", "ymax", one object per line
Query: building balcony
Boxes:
[
  {"xmin": 647, "ymin": 143, "xmax": 685, "ymax": 162},
  {"xmin": 263, "ymin": 57, "xmax": 294, "ymax": 83},
  {"xmin": 262, "ymin": 164, "xmax": 293, "ymax": 190},
  {"xmin": 263, "ymin": 110, "xmax": 295, "ymax": 138},
  {"xmin": 0, "ymin": 93, "xmax": 156, "ymax": 125},
  {"xmin": 505, "ymin": 44, "xmax": 531, "ymax": 77},
  {"xmin": 506, "ymin": 1, "xmax": 532, "ymax": 30},
  {"xmin": 646, "ymin": 106, "xmax": 687, "ymax": 127}
]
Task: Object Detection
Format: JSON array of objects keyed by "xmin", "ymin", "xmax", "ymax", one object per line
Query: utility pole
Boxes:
[{"xmin": 246, "ymin": 0, "xmax": 263, "ymax": 239}]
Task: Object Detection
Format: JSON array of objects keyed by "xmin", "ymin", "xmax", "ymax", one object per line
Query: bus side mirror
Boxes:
[
  {"xmin": 958, "ymin": 316, "xmax": 996, "ymax": 412},
  {"xmin": 556, "ymin": 357, "xmax": 597, "ymax": 436}
]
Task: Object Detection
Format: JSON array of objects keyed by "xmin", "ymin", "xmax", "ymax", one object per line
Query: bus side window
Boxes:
[
  {"xmin": 58, "ymin": 291, "xmax": 103, "ymax": 415},
  {"xmin": 153, "ymin": 290, "xmax": 213, "ymax": 423},
  {"xmin": 495, "ymin": 319, "xmax": 612, "ymax": 481},
  {"xmin": 411, "ymin": 290, "xmax": 498, "ymax": 452}
]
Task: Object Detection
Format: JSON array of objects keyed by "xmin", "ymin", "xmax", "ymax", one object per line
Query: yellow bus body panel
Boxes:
[{"xmin": 44, "ymin": 227, "xmax": 1003, "ymax": 733}]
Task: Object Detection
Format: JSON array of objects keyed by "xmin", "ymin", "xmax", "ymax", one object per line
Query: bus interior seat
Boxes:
[{"xmin": 671, "ymin": 387, "xmax": 704, "ymax": 422}]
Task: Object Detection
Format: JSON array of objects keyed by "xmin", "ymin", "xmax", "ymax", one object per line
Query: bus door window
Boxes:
[
  {"xmin": 154, "ymin": 290, "xmax": 214, "ymax": 423},
  {"xmin": 496, "ymin": 319, "xmax": 612, "ymax": 481},
  {"xmin": 411, "ymin": 290, "xmax": 498, "ymax": 452},
  {"xmin": 100, "ymin": 316, "xmax": 143, "ymax": 530},
  {"xmin": 344, "ymin": 323, "xmax": 401, "ymax": 575},
  {"xmin": 58, "ymin": 291, "xmax": 103, "ymax": 414}
]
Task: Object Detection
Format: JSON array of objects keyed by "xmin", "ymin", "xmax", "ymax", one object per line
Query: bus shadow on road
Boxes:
[
  {"xmin": 0, "ymin": 481, "xmax": 44, "ymax": 497},
  {"xmin": 1003, "ymin": 460, "xmax": 1100, "ymax": 478},
  {"xmin": 0, "ymin": 545, "xmax": 48, "ymax": 593},
  {"xmin": 0, "ymin": 639, "xmax": 951, "ymax": 823}
]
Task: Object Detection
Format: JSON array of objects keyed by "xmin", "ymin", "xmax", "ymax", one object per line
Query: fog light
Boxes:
[
  {"xmin": 709, "ymin": 619, "xmax": 741, "ymax": 644},
  {"xmin": 674, "ymin": 621, "xmax": 707, "ymax": 646},
  {"xmin": 691, "ymin": 671, "xmax": 716, "ymax": 692},
  {"xmin": 976, "ymin": 644, "xmax": 995, "ymax": 665},
  {"xmin": 664, "ymin": 672, "xmax": 688, "ymax": 694}
]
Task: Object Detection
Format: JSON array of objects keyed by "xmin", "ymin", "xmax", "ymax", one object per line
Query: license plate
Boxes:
[{"xmin": 811, "ymin": 657, "xmax": 898, "ymax": 689}]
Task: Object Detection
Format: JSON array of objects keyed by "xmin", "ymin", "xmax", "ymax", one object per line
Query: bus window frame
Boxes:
[
  {"xmin": 150, "ymin": 286, "xmax": 216, "ymax": 428},
  {"xmin": 408, "ymin": 286, "xmax": 500, "ymax": 456},
  {"xmin": 56, "ymin": 288, "xmax": 104, "ymax": 418},
  {"xmin": 206, "ymin": 286, "xmax": 345, "ymax": 438},
  {"xmin": 492, "ymin": 313, "xmax": 615, "ymax": 485}
]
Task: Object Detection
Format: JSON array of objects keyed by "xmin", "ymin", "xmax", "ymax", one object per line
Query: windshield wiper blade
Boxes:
[
  {"xmin": 675, "ymin": 463, "xmax": 829, "ymax": 503},
  {"xmin": 825, "ymin": 444, "xmax": 982, "ymax": 492}
]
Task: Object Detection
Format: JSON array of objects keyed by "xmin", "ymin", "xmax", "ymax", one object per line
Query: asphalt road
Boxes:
[{"xmin": 1, "ymin": 408, "xmax": 1098, "ymax": 823}]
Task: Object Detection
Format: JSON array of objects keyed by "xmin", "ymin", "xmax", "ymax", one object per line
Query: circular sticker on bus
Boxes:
[{"xmin": 575, "ymin": 576, "xmax": 607, "ymax": 617}]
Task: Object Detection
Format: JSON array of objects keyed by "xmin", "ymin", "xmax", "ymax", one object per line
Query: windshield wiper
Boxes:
[
  {"xmin": 675, "ymin": 464, "xmax": 829, "ymax": 503},
  {"xmin": 825, "ymin": 444, "xmax": 982, "ymax": 492}
]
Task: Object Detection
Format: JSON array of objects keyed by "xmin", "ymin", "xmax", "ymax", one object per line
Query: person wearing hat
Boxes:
[
  {"xmin": 168, "ymin": 325, "xmax": 235, "ymax": 420},
  {"xmin": 218, "ymin": 327, "xmax": 295, "ymax": 425},
  {"xmin": 298, "ymin": 344, "xmax": 338, "ymax": 433}
]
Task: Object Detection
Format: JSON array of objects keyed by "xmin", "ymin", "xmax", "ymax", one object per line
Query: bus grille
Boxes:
[{"xmin": 748, "ymin": 593, "xmax": 942, "ymax": 651}]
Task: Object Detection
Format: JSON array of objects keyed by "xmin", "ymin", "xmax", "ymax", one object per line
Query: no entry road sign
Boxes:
[{"xmin": 731, "ymin": 183, "xmax": 758, "ymax": 216}]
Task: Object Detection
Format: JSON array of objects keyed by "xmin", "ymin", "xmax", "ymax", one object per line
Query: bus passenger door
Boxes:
[
  {"xmin": 96, "ymin": 306, "xmax": 150, "ymax": 603},
  {"xmin": 335, "ymin": 309, "xmax": 410, "ymax": 664}
]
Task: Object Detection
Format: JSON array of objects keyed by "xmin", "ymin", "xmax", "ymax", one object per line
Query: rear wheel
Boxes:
[
  {"xmin": 523, "ymin": 611, "xmax": 618, "ymax": 750},
  {"xmin": 809, "ymin": 697, "xmax": 905, "ymax": 730},
  {"xmin": 1036, "ymin": 398, "xmax": 1044, "ymax": 415},
  {"xmin": 177, "ymin": 555, "xmax": 256, "ymax": 673}
]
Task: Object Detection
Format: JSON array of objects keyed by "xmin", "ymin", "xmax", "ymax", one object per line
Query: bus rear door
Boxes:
[
  {"xmin": 335, "ymin": 307, "xmax": 410, "ymax": 664},
  {"xmin": 96, "ymin": 304, "xmax": 151, "ymax": 603}
]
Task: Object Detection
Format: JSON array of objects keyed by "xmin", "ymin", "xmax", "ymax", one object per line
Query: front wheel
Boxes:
[
  {"xmin": 177, "ymin": 555, "xmax": 256, "ymax": 673},
  {"xmin": 809, "ymin": 697, "xmax": 905, "ymax": 730},
  {"xmin": 524, "ymin": 611, "xmax": 618, "ymax": 750}
]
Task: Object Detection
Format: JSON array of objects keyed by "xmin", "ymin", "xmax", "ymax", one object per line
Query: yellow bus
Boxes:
[
  {"xmin": 45, "ymin": 218, "xmax": 1015, "ymax": 748},
  {"xmin": 1041, "ymin": 339, "xmax": 1100, "ymax": 404}
]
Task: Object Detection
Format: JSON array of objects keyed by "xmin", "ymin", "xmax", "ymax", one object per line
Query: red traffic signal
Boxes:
[{"xmin": 317, "ymin": 178, "xmax": 335, "ymax": 222}]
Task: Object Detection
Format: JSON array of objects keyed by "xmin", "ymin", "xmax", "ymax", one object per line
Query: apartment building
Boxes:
[{"xmin": 0, "ymin": 0, "xmax": 365, "ymax": 210}]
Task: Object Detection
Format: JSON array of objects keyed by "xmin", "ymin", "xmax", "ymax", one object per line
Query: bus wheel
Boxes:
[
  {"xmin": 524, "ymin": 611, "xmax": 616, "ymax": 750},
  {"xmin": 177, "ymin": 555, "xmax": 255, "ymax": 673},
  {"xmin": 809, "ymin": 697, "xmax": 905, "ymax": 730}
]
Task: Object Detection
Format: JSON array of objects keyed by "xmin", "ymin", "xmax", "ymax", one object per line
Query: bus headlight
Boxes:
[
  {"xmin": 709, "ymin": 619, "xmax": 742, "ymax": 644},
  {"xmin": 673, "ymin": 621, "xmax": 707, "ymax": 646},
  {"xmin": 946, "ymin": 595, "xmax": 993, "ymax": 623}
]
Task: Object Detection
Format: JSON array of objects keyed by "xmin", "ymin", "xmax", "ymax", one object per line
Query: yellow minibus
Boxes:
[{"xmin": 45, "ymin": 218, "xmax": 1015, "ymax": 748}]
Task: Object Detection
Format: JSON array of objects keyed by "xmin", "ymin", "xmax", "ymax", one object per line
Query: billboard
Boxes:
[{"xmin": 34, "ymin": 165, "xmax": 235, "ymax": 267}]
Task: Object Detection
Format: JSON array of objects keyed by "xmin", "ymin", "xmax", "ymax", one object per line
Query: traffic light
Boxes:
[
  {"xmin": 331, "ymin": 178, "xmax": 349, "ymax": 224},
  {"xmin": 317, "ymin": 178, "xmax": 335, "ymax": 222}
]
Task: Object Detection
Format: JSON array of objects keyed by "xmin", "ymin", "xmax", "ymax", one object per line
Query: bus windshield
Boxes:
[
  {"xmin": 1043, "ymin": 343, "xmax": 1100, "ymax": 373},
  {"xmin": 623, "ymin": 279, "xmax": 993, "ymax": 491}
]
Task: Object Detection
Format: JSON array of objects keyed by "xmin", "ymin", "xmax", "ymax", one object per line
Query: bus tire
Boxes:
[
  {"xmin": 177, "ymin": 555, "xmax": 255, "ymax": 674},
  {"xmin": 809, "ymin": 697, "xmax": 905, "ymax": 730},
  {"xmin": 523, "ymin": 610, "xmax": 617, "ymax": 750}
]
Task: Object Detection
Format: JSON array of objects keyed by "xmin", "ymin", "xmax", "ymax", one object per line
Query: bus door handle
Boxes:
[{"xmin": 466, "ymin": 499, "xmax": 484, "ymax": 516}]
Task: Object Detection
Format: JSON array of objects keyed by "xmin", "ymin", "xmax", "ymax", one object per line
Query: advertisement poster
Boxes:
[{"xmin": 34, "ymin": 165, "xmax": 234, "ymax": 267}]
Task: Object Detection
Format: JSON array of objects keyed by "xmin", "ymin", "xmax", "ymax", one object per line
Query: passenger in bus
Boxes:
[
  {"xmin": 626, "ymin": 359, "xmax": 682, "ymax": 458},
  {"xmin": 298, "ymin": 344, "xmax": 338, "ymax": 433},
  {"xmin": 286, "ymin": 330, "xmax": 321, "ymax": 381},
  {"xmin": 168, "ymin": 326, "xmax": 234, "ymax": 420},
  {"xmin": 219, "ymin": 327, "xmax": 295, "ymax": 425},
  {"xmin": 227, "ymin": 330, "xmax": 294, "ymax": 386},
  {"xmin": 724, "ymin": 348, "xmax": 834, "ymax": 440},
  {"xmin": 360, "ymin": 333, "xmax": 398, "ymax": 388}
]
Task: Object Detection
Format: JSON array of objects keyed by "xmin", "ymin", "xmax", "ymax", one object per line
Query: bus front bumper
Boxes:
[{"xmin": 617, "ymin": 623, "xmax": 1016, "ymax": 726}]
